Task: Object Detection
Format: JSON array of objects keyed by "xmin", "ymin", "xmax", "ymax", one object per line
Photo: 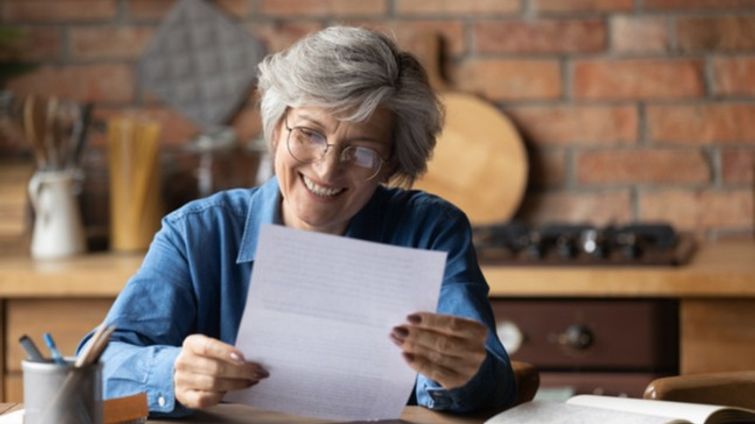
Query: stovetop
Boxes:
[{"xmin": 473, "ymin": 222, "xmax": 695, "ymax": 266}]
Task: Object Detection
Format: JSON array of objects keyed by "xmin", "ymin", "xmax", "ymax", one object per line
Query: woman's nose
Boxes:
[{"xmin": 311, "ymin": 147, "xmax": 343, "ymax": 178}]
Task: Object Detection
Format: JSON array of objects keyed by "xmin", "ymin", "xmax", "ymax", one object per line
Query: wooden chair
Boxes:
[
  {"xmin": 643, "ymin": 370, "xmax": 755, "ymax": 410},
  {"xmin": 511, "ymin": 360, "xmax": 540, "ymax": 405}
]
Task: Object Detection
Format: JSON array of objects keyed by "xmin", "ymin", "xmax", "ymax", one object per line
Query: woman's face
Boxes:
[{"xmin": 273, "ymin": 105, "xmax": 394, "ymax": 235}]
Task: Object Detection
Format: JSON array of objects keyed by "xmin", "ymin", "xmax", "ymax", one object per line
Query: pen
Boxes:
[
  {"xmin": 43, "ymin": 332, "xmax": 66, "ymax": 364},
  {"xmin": 19, "ymin": 335, "xmax": 45, "ymax": 362}
]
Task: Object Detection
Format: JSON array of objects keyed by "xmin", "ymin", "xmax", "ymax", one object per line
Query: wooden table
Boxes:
[{"xmin": 0, "ymin": 403, "xmax": 486, "ymax": 423}]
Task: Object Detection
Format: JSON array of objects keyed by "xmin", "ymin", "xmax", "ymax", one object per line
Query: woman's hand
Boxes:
[
  {"xmin": 390, "ymin": 312, "xmax": 487, "ymax": 390},
  {"xmin": 174, "ymin": 334, "xmax": 269, "ymax": 409}
]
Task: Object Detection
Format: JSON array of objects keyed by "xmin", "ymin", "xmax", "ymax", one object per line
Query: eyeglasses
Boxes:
[{"xmin": 284, "ymin": 116, "xmax": 389, "ymax": 181}]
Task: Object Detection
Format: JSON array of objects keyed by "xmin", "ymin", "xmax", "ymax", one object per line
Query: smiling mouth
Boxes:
[{"xmin": 301, "ymin": 174, "xmax": 346, "ymax": 198}]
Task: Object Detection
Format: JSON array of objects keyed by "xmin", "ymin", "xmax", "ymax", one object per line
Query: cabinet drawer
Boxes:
[
  {"xmin": 5, "ymin": 299, "xmax": 114, "ymax": 372},
  {"xmin": 4, "ymin": 373, "xmax": 22, "ymax": 403},
  {"xmin": 491, "ymin": 299, "xmax": 678, "ymax": 370},
  {"xmin": 540, "ymin": 371, "xmax": 668, "ymax": 398}
]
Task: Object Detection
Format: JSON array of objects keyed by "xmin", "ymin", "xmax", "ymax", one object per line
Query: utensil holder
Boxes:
[
  {"xmin": 28, "ymin": 169, "xmax": 86, "ymax": 259},
  {"xmin": 107, "ymin": 117, "xmax": 163, "ymax": 252}
]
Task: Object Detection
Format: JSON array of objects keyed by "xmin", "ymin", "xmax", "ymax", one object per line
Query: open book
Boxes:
[{"xmin": 485, "ymin": 395, "xmax": 755, "ymax": 424}]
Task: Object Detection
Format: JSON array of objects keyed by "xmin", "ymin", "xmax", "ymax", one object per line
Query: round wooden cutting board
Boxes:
[{"xmin": 411, "ymin": 35, "xmax": 528, "ymax": 225}]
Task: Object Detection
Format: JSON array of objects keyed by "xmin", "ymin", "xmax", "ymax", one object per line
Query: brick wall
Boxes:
[{"xmin": 1, "ymin": 0, "xmax": 754, "ymax": 240}]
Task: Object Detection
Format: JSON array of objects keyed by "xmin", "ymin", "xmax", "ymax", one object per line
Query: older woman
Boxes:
[{"xmin": 84, "ymin": 26, "xmax": 516, "ymax": 416}]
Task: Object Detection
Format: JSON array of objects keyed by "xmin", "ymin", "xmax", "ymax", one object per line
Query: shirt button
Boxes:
[{"xmin": 158, "ymin": 395, "xmax": 166, "ymax": 408}]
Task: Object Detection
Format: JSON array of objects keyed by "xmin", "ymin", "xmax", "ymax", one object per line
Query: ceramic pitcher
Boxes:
[{"xmin": 28, "ymin": 170, "xmax": 86, "ymax": 259}]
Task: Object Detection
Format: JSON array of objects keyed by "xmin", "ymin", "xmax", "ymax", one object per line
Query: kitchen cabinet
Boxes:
[
  {"xmin": 484, "ymin": 241, "xmax": 755, "ymax": 397},
  {"xmin": 0, "ymin": 242, "xmax": 752, "ymax": 402}
]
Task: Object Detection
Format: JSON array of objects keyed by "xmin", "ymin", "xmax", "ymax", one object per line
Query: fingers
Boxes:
[
  {"xmin": 407, "ymin": 312, "xmax": 487, "ymax": 339},
  {"xmin": 176, "ymin": 389, "xmax": 224, "ymax": 410},
  {"xmin": 174, "ymin": 369, "xmax": 259, "ymax": 392},
  {"xmin": 390, "ymin": 313, "xmax": 488, "ymax": 390},
  {"xmin": 395, "ymin": 325, "xmax": 480, "ymax": 358},
  {"xmin": 184, "ymin": 334, "xmax": 246, "ymax": 365},
  {"xmin": 175, "ymin": 334, "xmax": 270, "ymax": 409},
  {"xmin": 174, "ymin": 354, "xmax": 268, "ymax": 381},
  {"xmin": 401, "ymin": 352, "xmax": 469, "ymax": 390}
]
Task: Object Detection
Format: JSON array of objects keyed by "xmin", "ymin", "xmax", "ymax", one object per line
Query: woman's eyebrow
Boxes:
[
  {"xmin": 292, "ymin": 113, "xmax": 386, "ymax": 145},
  {"xmin": 291, "ymin": 113, "xmax": 326, "ymax": 130}
]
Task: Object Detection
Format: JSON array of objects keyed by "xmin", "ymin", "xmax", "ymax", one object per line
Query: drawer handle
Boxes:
[{"xmin": 556, "ymin": 324, "xmax": 594, "ymax": 350}]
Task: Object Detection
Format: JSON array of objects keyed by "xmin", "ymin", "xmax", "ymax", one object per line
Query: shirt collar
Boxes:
[{"xmin": 236, "ymin": 177, "xmax": 282, "ymax": 263}]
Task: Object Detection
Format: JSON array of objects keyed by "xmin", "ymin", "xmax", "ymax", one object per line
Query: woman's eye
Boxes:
[{"xmin": 300, "ymin": 129, "xmax": 326, "ymax": 144}]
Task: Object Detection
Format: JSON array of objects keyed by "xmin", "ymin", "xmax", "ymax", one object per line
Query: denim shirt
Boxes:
[{"xmin": 80, "ymin": 176, "xmax": 516, "ymax": 416}]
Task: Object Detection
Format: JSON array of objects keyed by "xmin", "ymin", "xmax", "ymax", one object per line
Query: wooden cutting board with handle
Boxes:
[{"xmin": 411, "ymin": 33, "xmax": 528, "ymax": 224}]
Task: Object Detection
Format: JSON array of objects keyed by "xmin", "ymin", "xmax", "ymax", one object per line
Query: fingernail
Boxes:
[
  {"xmin": 230, "ymin": 352, "xmax": 245, "ymax": 364},
  {"xmin": 257, "ymin": 368, "xmax": 270, "ymax": 379},
  {"xmin": 407, "ymin": 314, "xmax": 421, "ymax": 324},
  {"xmin": 392, "ymin": 326, "xmax": 409, "ymax": 338},
  {"xmin": 402, "ymin": 352, "xmax": 415, "ymax": 362},
  {"xmin": 389, "ymin": 333, "xmax": 404, "ymax": 346}
]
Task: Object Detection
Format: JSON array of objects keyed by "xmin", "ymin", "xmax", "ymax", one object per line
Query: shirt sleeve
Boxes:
[
  {"xmin": 413, "ymin": 207, "xmax": 517, "ymax": 413},
  {"xmin": 77, "ymin": 216, "xmax": 197, "ymax": 417}
]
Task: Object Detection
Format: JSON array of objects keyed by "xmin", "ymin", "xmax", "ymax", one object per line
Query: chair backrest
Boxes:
[
  {"xmin": 511, "ymin": 360, "xmax": 540, "ymax": 405},
  {"xmin": 644, "ymin": 371, "xmax": 755, "ymax": 410}
]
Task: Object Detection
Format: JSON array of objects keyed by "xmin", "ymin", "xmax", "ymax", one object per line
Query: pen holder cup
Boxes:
[{"xmin": 22, "ymin": 359, "xmax": 103, "ymax": 424}]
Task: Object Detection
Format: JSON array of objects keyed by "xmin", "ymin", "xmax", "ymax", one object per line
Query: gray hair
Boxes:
[{"xmin": 257, "ymin": 26, "xmax": 443, "ymax": 187}]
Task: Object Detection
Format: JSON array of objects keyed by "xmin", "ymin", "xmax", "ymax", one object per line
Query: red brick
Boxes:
[
  {"xmin": 214, "ymin": 0, "xmax": 251, "ymax": 18},
  {"xmin": 71, "ymin": 26, "xmax": 155, "ymax": 60},
  {"xmin": 230, "ymin": 106, "xmax": 263, "ymax": 143},
  {"xmin": 5, "ymin": 64, "xmax": 133, "ymax": 103},
  {"xmin": 454, "ymin": 59, "xmax": 561, "ymax": 101},
  {"xmin": 246, "ymin": 21, "xmax": 323, "ymax": 53},
  {"xmin": 506, "ymin": 105, "xmax": 637, "ymax": 146},
  {"xmin": 1, "ymin": 0, "xmax": 117, "ymax": 22},
  {"xmin": 676, "ymin": 16, "xmax": 755, "ymax": 52},
  {"xmin": 639, "ymin": 189, "xmax": 753, "ymax": 231},
  {"xmin": 647, "ymin": 104, "xmax": 755, "ymax": 144},
  {"xmin": 645, "ymin": 0, "xmax": 755, "ymax": 10},
  {"xmin": 351, "ymin": 20, "xmax": 466, "ymax": 57},
  {"xmin": 611, "ymin": 16, "xmax": 669, "ymax": 53},
  {"xmin": 395, "ymin": 0, "xmax": 519, "ymax": 15},
  {"xmin": 475, "ymin": 19, "xmax": 606, "ymax": 54},
  {"xmin": 722, "ymin": 148, "xmax": 755, "ymax": 184},
  {"xmin": 519, "ymin": 190, "xmax": 633, "ymax": 225},
  {"xmin": 258, "ymin": 0, "xmax": 387, "ymax": 17},
  {"xmin": 0, "ymin": 26, "xmax": 61, "ymax": 61},
  {"xmin": 532, "ymin": 0, "xmax": 633, "ymax": 13},
  {"xmin": 92, "ymin": 106, "xmax": 198, "ymax": 147},
  {"xmin": 573, "ymin": 59, "xmax": 704, "ymax": 100},
  {"xmin": 127, "ymin": 0, "xmax": 173, "ymax": 20},
  {"xmin": 713, "ymin": 57, "xmax": 755, "ymax": 96},
  {"xmin": 529, "ymin": 149, "xmax": 568, "ymax": 188},
  {"xmin": 576, "ymin": 149, "xmax": 710, "ymax": 184},
  {"xmin": 127, "ymin": 0, "xmax": 248, "ymax": 20}
]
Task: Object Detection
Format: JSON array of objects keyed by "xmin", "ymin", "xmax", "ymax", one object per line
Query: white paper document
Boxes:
[{"xmin": 225, "ymin": 224, "xmax": 447, "ymax": 421}]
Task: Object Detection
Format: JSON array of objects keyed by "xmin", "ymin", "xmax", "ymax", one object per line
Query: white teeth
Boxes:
[{"xmin": 302, "ymin": 175, "xmax": 345, "ymax": 197}]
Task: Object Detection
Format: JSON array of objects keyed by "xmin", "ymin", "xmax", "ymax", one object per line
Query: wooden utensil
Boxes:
[{"xmin": 411, "ymin": 33, "xmax": 528, "ymax": 224}]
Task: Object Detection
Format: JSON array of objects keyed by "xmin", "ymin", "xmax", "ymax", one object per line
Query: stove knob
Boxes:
[
  {"xmin": 556, "ymin": 324, "xmax": 594, "ymax": 350},
  {"xmin": 556, "ymin": 236, "xmax": 577, "ymax": 259},
  {"xmin": 496, "ymin": 320, "xmax": 524, "ymax": 355}
]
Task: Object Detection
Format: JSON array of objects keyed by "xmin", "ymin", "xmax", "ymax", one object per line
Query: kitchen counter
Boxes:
[
  {"xmin": 484, "ymin": 240, "xmax": 755, "ymax": 298},
  {"xmin": 0, "ymin": 241, "xmax": 752, "ymax": 298}
]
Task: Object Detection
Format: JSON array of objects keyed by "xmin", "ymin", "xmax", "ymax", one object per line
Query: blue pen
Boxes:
[
  {"xmin": 43, "ymin": 333, "xmax": 66, "ymax": 364},
  {"xmin": 19, "ymin": 335, "xmax": 45, "ymax": 362}
]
